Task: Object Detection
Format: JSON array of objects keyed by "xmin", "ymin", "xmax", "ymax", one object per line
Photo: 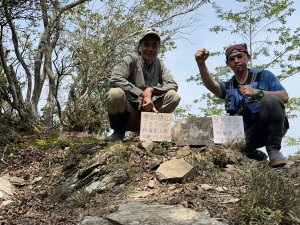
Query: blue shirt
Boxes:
[{"xmin": 219, "ymin": 69, "xmax": 285, "ymax": 99}]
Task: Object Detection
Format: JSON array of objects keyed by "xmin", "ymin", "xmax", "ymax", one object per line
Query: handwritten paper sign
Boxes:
[
  {"xmin": 212, "ymin": 115, "xmax": 245, "ymax": 144},
  {"xmin": 140, "ymin": 112, "xmax": 173, "ymax": 142}
]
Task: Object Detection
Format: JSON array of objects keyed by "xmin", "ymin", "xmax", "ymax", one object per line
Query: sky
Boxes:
[{"xmin": 163, "ymin": 1, "xmax": 300, "ymax": 157}]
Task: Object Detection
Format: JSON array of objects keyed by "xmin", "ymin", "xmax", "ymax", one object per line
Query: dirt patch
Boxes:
[{"xmin": 1, "ymin": 133, "xmax": 299, "ymax": 224}]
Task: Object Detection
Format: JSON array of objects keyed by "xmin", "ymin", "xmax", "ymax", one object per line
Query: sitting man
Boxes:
[
  {"xmin": 106, "ymin": 28, "xmax": 181, "ymax": 141},
  {"xmin": 194, "ymin": 43, "xmax": 289, "ymax": 167}
]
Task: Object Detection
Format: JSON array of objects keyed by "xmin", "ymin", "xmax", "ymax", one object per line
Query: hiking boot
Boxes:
[
  {"xmin": 105, "ymin": 131, "xmax": 125, "ymax": 141},
  {"xmin": 106, "ymin": 113, "xmax": 130, "ymax": 141},
  {"xmin": 263, "ymin": 118, "xmax": 286, "ymax": 168},
  {"xmin": 246, "ymin": 149, "xmax": 268, "ymax": 161},
  {"xmin": 268, "ymin": 150, "xmax": 287, "ymax": 167}
]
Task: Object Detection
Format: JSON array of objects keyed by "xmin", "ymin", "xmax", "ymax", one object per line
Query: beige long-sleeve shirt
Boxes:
[{"xmin": 109, "ymin": 52, "xmax": 178, "ymax": 102}]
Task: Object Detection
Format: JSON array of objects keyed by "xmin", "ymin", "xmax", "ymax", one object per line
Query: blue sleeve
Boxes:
[{"xmin": 258, "ymin": 70, "xmax": 285, "ymax": 91}]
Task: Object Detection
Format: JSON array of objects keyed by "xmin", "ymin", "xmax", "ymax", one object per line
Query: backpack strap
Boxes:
[
  {"xmin": 224, "ymin": 69, "xmax": 262, "ymax": 95},
  {"xmin": 247, "ymin": 69, "xmax": 262, "ymax": 86},
  {"xmin": 250, "ymin": 72, "xmax": 257, "ymax": 83},
  {"xmin": 254, "ymin": 71, "xmax": 261, "ymax": 87},
  {"xmin": 244, "ymin": 70, "xmax": 259, "ymax": 84},
  {"xmin": 225, "ymin": 81, "xmax": 234, "ymax": 89}
]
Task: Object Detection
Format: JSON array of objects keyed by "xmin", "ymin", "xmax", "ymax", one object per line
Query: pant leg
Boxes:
[
  {"xmin": 245, "ymin": 95, "xmax": 287, "ymax": 152},
  {"xmin": 244, "ymin": 121, "xmax": 265, "ymax": 152},
  {"xmin": 259, "ymin": 95, "xmax": 286, "ymax": 122},
  {"xmin": 260, "ymin": 95, "xmax": 287, "ymax": 153},
  {"xmin": 106, "ymin": 88, "xmax": 128, "ymax": 115},
  {"xmin": 153, "ymin": 90, "xmax": 181, "ymax": 113},
  {"xmin": 106, "ymin": 88, "xmax": 140, "ymax": 131}
]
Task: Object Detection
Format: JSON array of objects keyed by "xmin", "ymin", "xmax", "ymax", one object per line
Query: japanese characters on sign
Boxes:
[
  {"xmin": 212, "ymin": 115, "xmax": 245, "ymax": 144},
  {"xmin": 140, "ymin": 112, "xmax": 173, "ymax": 142}
]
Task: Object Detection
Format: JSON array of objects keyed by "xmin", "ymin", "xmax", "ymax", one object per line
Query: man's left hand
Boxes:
[
  {"xmin": 239, "ymin": 85, "xmax": 257, "ymax": 97},
  {"xmin": 139, "ymin": 96, "xmax": 158, "ymax": 112}
]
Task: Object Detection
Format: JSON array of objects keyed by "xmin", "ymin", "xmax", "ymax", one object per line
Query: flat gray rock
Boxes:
[
  {"xmin": 105, "ymin": 201, "xmax": 227, "ymax": 225},
  {"xmin": 172, "ymin": 117, "xmax": 213, "ymax": 146},
  {"xmin": 0, "ymin": 177, "xmax": 16, "ymax": 200},
  {"xmin": 78, "ymin": 216, "xmax": 111, "ymax": 225},
  {"xmin": 156, "ymin": 159, "xmax": 196, "ymax": 183}
]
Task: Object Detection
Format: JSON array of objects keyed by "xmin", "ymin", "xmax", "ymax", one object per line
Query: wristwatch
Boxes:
[{"xmin": 256, "ymin": 90, "xmax": 264, "ymax": 99}]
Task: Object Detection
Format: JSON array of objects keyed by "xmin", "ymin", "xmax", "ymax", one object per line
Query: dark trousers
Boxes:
[{"xmin": 244, "ymin": 95, "xmax": 288, "ymax": 152}]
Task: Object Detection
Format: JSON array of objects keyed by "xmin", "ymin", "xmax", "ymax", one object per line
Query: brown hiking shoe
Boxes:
[{"xmin": 268, "ymin": 150, "xmax": 287, "ymax": 168}]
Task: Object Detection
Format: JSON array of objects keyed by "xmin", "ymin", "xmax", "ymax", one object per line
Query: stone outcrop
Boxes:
[
  {"xmin": 172, "ymin": 117, "xmax": 213, "ymax": 146},
  {"xmin": 79, "ymin": 201, "xmax": 227, "ymax": 225},
  {"xmin": 156, "ymin": 158, "xmax": 196, "ymax": 183},
  {"xmin": 0, "ymin": 174, "xmax": 25, "ymax": 208}
]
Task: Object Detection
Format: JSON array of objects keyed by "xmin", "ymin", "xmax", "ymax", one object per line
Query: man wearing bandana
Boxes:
[{"xmin": 194, "ymin": 44, "xmax": 289, "ymax": 167}]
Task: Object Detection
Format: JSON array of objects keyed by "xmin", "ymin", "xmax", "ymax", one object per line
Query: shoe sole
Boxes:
[{"xmin": 270, "ymin": 159, "xmax": 287, "ymax": 168}]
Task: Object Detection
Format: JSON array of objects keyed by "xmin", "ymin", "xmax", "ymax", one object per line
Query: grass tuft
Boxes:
[{"xmin": 233, "ymin": 167, "xmax": 300, "ymax": 224}]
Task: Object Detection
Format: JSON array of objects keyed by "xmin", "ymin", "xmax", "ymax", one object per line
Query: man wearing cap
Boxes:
[
  {"xmin": 194, "ymin": 44, "xmax": 289, "ymax": 167},
  {"xmin": 105, "ymin": 28, "xmax": 180, "ymax": 141}
]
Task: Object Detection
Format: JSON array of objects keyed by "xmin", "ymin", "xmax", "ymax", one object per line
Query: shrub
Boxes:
[
  {"xmin": 233, "ymin": 167, "xmax": 300, "ymax": 224},
  {"xmin": 0, "ymin": 115, "xmax": 21, "ymax": 147}
]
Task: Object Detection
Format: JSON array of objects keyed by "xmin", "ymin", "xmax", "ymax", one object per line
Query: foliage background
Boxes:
[
  {"xmin": 164, "ymin": 0, "xmax": 300, "ymax": 156},
  {"xmin": 0, "ymin": 0, "xmax": 299, "ymax": 154}
]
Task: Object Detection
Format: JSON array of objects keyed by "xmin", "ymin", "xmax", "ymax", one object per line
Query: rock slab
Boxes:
[
  {"xmin": 79, "ymin": 201, "xmax": 227, "ymax": 225},
  {"xmin": 172, "ymin": 117, "xmax": 213, "ymax": 146},
  {"xmin": 156, "ymin": 158, "xmax": 196, "ymax": 183}
]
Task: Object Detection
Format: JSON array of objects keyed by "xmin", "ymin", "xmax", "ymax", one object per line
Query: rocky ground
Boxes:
[{"xmin": 0, "ymin": 132, "xmax": 299, "ymax": 225}]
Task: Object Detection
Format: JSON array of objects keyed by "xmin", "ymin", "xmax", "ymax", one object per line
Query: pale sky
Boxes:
[{"xmin": 164, "ymin": 1, "xmax": 300, "ymax": 156}]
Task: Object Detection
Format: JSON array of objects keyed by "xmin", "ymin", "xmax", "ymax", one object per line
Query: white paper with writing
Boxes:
[
  {"xmin": 212, "ymin": 115, "xmax": 245, "ymax": 144},
  {"xmin": 140, "ymin": 112, "xmax": 173, "ymax": 142}
]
